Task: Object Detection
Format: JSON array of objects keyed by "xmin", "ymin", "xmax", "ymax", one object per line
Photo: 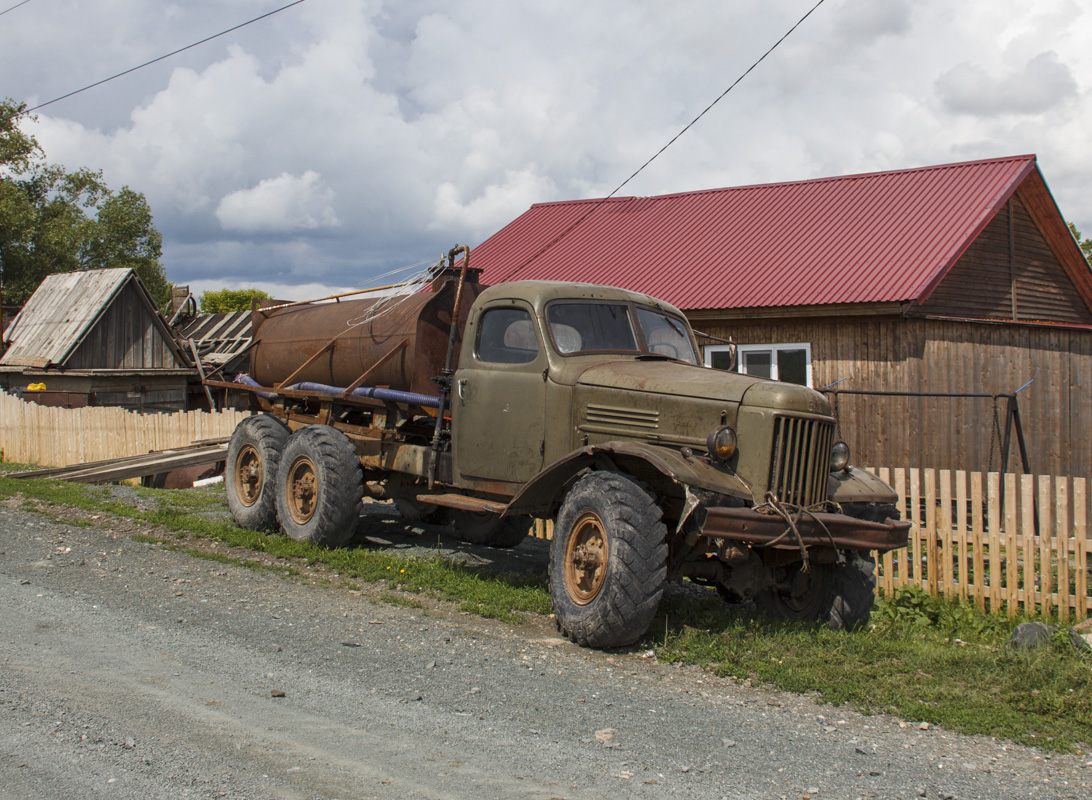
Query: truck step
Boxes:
[{"xmin": 417, "ymin": 493, "xmax": 507, "ymax": 515}]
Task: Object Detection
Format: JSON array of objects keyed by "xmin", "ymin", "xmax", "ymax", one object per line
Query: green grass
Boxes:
[
  {"xmin": 0, "ymin": 473, "xmax": 1088, "ymax": 752},
  {"xmin": 653, "ymin": 586, "xmax": 1092, "ymax": 753}
]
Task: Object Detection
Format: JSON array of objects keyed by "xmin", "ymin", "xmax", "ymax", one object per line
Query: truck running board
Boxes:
[{"xmin": 417, "ymin": 493, "xmax": 507, "ymax": 515}]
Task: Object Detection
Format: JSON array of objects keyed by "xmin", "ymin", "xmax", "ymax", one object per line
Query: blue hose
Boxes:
[{"xmin": 234, "ymin": 374, "xmax": 441, "ymax": 408}]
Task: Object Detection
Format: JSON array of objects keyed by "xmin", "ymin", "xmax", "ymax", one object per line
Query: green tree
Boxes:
[
  {"xmin": 199, "ymin": 287, "xmax": 271, "ymax": 314},
  {"xmin": 1068, "ymin": 221, "xmax": 1092, "ymax": 266},
  {"xmin": 0, "ymin": 99, "xmax": 168, "ymax": 307}
]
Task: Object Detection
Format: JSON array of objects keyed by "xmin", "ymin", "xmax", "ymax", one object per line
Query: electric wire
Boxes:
[
  {"xmin": 25, "ymin": 0, "xmax": 308, "ymax": 113},
  {"xmin": 499, "ymin": 0, "xmax": 829, "ymax": 281},
  {"xmin": 0, "ymin": 0, "xmax": 33, "ymax": 18}
]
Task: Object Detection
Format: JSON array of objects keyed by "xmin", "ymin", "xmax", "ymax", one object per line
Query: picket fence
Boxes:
[
  {"xmin": 0, "ymin": 390, "xmax": 248, "ymax": 467},
  {"xmin": 1, "ymin": 391, "xmax": 1088, "ymax": 620}
]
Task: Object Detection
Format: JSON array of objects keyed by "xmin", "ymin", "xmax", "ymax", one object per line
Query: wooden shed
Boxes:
[
  {"xmin": 471, "ymin": 155, "xmax": 1092, "ymax": 478},
  {"xmin": 0, "ymin": 268, "xmax": 194, "ymax": 410}
]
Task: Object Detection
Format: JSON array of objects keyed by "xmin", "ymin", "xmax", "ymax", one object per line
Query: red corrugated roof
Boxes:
[{"xmin": 472, "ymin": 155, "xmax": 1040, "ymax": 311}]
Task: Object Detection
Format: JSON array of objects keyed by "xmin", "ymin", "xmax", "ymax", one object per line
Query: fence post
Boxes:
[
  {"xmin": 1004, "ymin": 472, "xmax": 1018, "ymax": 617},
  {"xmin": 939, "ymin": 470, "xmax": 953, "ymax": 597},
  {"xmin": 1038, "ymin": 476, "xmax": 1054, "ymax": 619},
  {"xmin": 1021, "ymin": 475, "xmax": 1037, "ymax": 615},
  {"xmin": 1057, "ymin": 477, "xmax": 1070, "ymax": 623},
  {"xmin": 1074, "ymin": 478, "xmax": 1088, "ymax": 621},
  {"xmin": 972, "ymin": 472, "xmax": 985, "ymax": 611},
  {"xmin": 955, "ymin": 470, "xmax": 968, "ymax": 602},
  {"xmin": 988, "ymin": 472, "xmax": 1001, "ymax": 614}
]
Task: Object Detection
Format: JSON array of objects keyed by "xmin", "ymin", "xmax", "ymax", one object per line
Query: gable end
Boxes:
[{"xmin": 914, "ymin": 195, "xmax": 1092, "ymax": 326}]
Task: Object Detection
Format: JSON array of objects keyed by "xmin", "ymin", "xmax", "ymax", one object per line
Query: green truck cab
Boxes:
[{"xmin": 219, "ymin": 250, "xmax": 909, "ymax": 648}]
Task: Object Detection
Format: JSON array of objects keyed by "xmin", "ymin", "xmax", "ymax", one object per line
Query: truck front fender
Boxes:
[
  {"xmin": 505, "ymin": 441, "xmax": 753, "ymax": 518},
  {"xmin": 828, "ymin": 466, "xmax": 898, "ymax": 505}
]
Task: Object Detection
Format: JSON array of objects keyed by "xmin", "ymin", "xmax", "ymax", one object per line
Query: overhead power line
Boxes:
[
  {"xmin": 0, "ymin": 0, "xmax": 34, "ymax": 17},
  {"xmin": 500, "ymin": 0, "xmax": 829, "ymax": 281},
  {"xmin": 25, "ymin": 0, "xmax": 308, "ymax": 113}
]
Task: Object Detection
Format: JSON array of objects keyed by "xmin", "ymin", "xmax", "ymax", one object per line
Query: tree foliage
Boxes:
[
  {"xmin": 199, "ymin": 287, "xmax": 271, "ymax": 314},
  {"xmin": 0, "ymin": 99, "xmax": 168, "ymax": 307},
  {"xmin": 1068, "ymin": 222, "xmax": 1092, "ymax": 266}
]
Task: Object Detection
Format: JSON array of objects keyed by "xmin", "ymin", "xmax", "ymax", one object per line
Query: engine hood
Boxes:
[{"xmin": 574, "ymin": 360, "xmax": 831, "ymax": 414}]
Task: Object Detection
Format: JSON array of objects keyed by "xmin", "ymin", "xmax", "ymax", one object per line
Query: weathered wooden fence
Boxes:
[
  {"xmin": 873, "ymin": 467, "xmax": 1090, "ymax": 621},
  {"xmin": 534, "ymin": 467, "xmax": 1092, "ymax": 620},
  {"xmin": 0, "ymin": 390, "xmax": 248, "ymax": 467}
]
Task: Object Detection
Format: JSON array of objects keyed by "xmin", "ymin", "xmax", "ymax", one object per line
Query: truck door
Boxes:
[{"xmin": 452, "ymin": 302, "xmax": 547, "ymax": 485}]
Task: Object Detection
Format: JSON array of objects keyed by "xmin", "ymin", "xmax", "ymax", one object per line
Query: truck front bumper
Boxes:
[{"xmin": 700, "ymin": 506, "xmax": 910, "ymax": 553}]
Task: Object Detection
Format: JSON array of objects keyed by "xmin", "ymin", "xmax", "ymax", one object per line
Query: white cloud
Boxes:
[
  {"xmin": 937, "ymin": 52, "xmax": 1079, "ymax": 116},
  {"xmin": 431, "ymin": 169, "xmax": 557, "ymax": 233},
  {"xmin": 217, "ymin": 171, "xmax": 339, "ymax": 233},
  {"xmin": 6, "ymin": 0, "xmax": 1092, "ymax": 292}
]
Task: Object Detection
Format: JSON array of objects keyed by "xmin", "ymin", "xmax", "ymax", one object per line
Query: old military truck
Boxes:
[{"xmin": 214, "ymin": 246, "xmax": 909, "ymax": 649}]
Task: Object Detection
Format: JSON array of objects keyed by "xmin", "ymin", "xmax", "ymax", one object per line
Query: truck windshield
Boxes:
[{"xmin": 546, "ymin": 302, "xmax": 697, "ymax": 363}]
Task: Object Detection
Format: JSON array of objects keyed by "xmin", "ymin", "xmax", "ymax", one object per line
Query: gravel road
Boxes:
[{"xmin": 1, "ymin": 496, "xmax": 1089, "ymax": 800}]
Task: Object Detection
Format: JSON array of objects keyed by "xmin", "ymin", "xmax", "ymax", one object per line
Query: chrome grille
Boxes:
[{"xmin": 769, "ymin": 416, "xmax": 834, "ymax": 507}]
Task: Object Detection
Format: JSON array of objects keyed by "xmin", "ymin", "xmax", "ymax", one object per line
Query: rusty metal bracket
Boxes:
[{"xmin": 428, "ymin": 244, "xmax": 471, "ymax": 489}]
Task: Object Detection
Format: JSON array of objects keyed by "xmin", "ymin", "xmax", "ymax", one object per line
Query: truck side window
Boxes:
[
  {"xmin": 635, "ymin": 307, "xmax": 697, "ymax": 363},
  {"xmin": 477, "ymin": 308, "xmax": 539, "ymax": 364}
]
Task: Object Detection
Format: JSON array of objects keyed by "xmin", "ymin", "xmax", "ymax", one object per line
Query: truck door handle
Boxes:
[{"xmin": 457, "ymin": 378, "xmax": 467, "ymax": 399}]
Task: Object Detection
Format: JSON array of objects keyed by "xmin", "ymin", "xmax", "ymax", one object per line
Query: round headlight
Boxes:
[
  {"xmin": 706, "ymin": 426, "xmax": 737, "ymax": 462},
  {"xmin": 830, "ymin": 441, "xmax": 850, "ymax": 472}
]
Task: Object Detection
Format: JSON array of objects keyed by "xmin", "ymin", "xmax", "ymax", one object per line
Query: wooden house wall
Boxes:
[
  {"xmin": 916, "ymin": 196, "xmax": 1092, "ymax": 325},
  {"xmin": 690, "ymin": 314, "xmax": 1092, "ymax": 478},
  {"xmin": 65, "ymin": 283, "xmax": 181, "ymax": 370}
]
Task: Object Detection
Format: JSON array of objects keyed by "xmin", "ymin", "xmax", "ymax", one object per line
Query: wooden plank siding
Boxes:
[
  {"xmin": 67, "ymin": 283, "xmax": 181, "ymax": 370},
  {"xmin": 917, "ymin": 195, "xmax": 1092, "ymax": 325},
  {"xmin": 691, "ymin": 314, "xmax": 1092, "ymax": 478}
]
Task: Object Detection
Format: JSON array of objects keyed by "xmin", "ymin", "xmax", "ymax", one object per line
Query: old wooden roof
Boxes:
[
  {"xmin": 471, "ymin": 155, "xmax": 1092, "ymax": 313},
  {"xmin": 1, "ymin": 268, "xmax": 188, "ymax": 369}
]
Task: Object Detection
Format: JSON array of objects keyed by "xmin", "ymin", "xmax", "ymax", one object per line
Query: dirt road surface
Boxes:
[{"xmin": 1, "ymin": 502, "xmax": 1089, "ymax": 800}]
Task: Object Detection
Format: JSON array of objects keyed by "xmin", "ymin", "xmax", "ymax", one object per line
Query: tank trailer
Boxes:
[{"xmin": 210, "ymin": 246, "xmax": 910, "ymax": 648}]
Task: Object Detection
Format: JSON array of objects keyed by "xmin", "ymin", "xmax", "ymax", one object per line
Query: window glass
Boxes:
[
  {"xmin": 635, "ymin": 307, "xmax": 698, "ymax": 364},
  {"xmin": 742, "ymin": 350, "xmax": 773, "ymax": 379},
  {"xmin": 709, "ymin": 350, "xmax": 734, "ymax": 370},
  {"xmin": 477, "ymin": 308, "xmax": 539, "ymax": 364},
  {"xmin": 777, "ymin": 348, "xmax": 808, "ymax": 386},
  {"xmin": 705, "ymin": 342, "xmax": 812, "ymax": 386},
  {"xmin": 547, "ymin": 303, "xmax": 637, "ymax": 354}
]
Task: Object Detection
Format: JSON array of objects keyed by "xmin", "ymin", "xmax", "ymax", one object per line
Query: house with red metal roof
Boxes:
[{"xmin": 471, "ymin": 155, "xmax": 1092, "ymax": 477}]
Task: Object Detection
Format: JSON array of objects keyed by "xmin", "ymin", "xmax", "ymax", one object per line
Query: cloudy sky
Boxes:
[{"xmin": 3, "ymin": 0, "xmax": 1091, "ymax": 300}]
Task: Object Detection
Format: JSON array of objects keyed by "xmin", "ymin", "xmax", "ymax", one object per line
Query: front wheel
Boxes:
[
  {"xmin": 276, "ymin": 426, "xmax": 363, "ymax": 548},
  {"xmin": 756, "ymin": 550, "xmax": 876, "ymax": 630},
  {"xmin": 549, "ymin": 472, "xmax": 667, "ymax": 648}
]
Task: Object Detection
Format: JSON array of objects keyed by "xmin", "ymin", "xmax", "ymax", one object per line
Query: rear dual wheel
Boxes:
[
  {"xmin": 275, "ymin": 426, "xmax": 363, "ymax": 548},
  {"xmin": 225, "ymin": 415, "xmax": 290, "ymax": 530}
]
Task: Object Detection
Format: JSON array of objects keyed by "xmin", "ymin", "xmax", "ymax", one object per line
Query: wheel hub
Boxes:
[
  {"xmin": 565, "ymin": 512, "xmax": 608, "ymax": 605},
  {"xmin": 287, "ymin": 457, "xmax": 317, "ymax": 523},
  {"xmin": 234, "ymin": 444, "xmax": 262, "ymax": 506}
]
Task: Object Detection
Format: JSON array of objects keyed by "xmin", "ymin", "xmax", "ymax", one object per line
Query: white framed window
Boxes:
[{"xmin": 705, "ymin": 342, "xmax": 813, "ymax": 387}]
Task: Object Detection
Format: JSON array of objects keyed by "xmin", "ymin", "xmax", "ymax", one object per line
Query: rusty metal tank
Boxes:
[{"xmin": 249, "ymin": 268, "xmax": 484, "ymax": 398}]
